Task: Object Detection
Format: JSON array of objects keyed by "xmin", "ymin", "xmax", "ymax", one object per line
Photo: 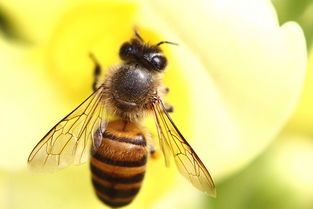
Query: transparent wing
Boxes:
[
  {"xmin": 28, "ymin": 86, "xmax": 107, "ymax": 173},
  {"xmin": 152, "ymin": 98, "xmax": 216, "ymax": 197}
]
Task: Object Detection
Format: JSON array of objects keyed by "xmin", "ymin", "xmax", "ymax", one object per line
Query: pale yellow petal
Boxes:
[
  {"xmin": 2, "ymin": 166, "xmax": 104, "ymax": 209},
  {"xmin": 0, "ymin": 0, "xmax": 96, "ymax": 42},
  {"xmin": 139, "ymin": 0, "xmax": 307, "ymax": 180},
  {"xmin": 284, "ymin": 47, "xmax": 313, "ymax": 135},
  {"xmin": 0, "ymin": 34, "xmax": 70, "ymax": 170}
]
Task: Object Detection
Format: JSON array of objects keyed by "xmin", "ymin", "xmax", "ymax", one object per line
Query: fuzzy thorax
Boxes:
[{"xmin": 100, "ymin": 63, "xmax": 163, "ymax": 122}]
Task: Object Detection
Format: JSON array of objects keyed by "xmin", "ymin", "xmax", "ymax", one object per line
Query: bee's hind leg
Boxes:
[
  {"xmin": 149, "ymin": 144, "xmax": 160, "ymax": 159},
  {"xmin": 89, "ymin": 53, "xmax": 102, "ymax": 91},
  {"xmin": 145, "ymin": 131, "xmax": 160, "ymax": 159}
]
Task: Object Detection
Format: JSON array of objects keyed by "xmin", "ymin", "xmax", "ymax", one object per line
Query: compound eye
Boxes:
[
  {"xmin": 151, "ymin": 55, "xmax": 167, "ymax": 71},
  {"xmin": 119, "ymin": 42, "xmax": 135, "ymax": 60}
]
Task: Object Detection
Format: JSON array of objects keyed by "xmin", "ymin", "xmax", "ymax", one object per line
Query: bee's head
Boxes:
[{"xmin": 119, "ymin": 32, "xmax": 177, "ymax": 72}]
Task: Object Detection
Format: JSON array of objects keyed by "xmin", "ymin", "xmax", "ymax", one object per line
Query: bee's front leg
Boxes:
[
  {"xmin": 163, "ymin": 87, "xmax": 174, "ymax": 113},
  {"xmin": 164, "ymin": 103, "xmax": 174, "ymax": 113}
]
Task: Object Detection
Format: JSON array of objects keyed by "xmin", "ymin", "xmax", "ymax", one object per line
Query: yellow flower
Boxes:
[{"xmin": 0, "ymin": 0, "xmax": 306, "ymax": 208}]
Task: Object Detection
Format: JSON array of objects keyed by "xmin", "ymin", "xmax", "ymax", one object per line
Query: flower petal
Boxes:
[
  {"xmin": 45, "ymin": 2, "xmax": 138, "ymax": 100},
  {"xmin": 0, "ymin": 33, "xmax": 71, "ymax": 170},
  {"xmin": 140, "ymin": 0, "xmax": 307, "ymax": 180},
  {"xmin": 2, "ymin": 166, "xmax": 102, "ymax": 209},
  {"xmin": 0, "ymin": 0, "xmax": 93, "ymax": 42},
  {"xmin": 284, "ymin": 47, "xmax": 313, "ymax": 135}
]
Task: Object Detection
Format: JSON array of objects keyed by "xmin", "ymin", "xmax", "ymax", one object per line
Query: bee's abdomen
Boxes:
[{"xmin": 90, "ymin": 120, "xmax": 147, "ymax": 208}]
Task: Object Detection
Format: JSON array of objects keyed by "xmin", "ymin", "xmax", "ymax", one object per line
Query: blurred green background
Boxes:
[
  {"xmin": 272, "ymin": 0, "xmax": 313, "ymax": 49},
  {"xmin": 0, "ymin": 0, "xmax": 312, "ymax": 209}
]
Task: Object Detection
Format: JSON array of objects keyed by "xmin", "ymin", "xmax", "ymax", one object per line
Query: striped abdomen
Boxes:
[{"xmin": 90, "ymin": 120, "xmax": 147, "ymax": 208}]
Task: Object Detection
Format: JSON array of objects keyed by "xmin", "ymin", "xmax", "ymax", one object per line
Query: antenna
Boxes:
[
  {"xmin": 156, "ymin": 41, "xmax": 179, "ymax": 47},
  {"xmin": 133, "ymin": 27, "xmax": 144, "ymax": 42}
]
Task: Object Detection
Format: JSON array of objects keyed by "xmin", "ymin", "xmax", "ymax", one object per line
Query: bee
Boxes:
[{"xmin": 28, "ymin": 30, "xmax": 216, "ymax": 208}]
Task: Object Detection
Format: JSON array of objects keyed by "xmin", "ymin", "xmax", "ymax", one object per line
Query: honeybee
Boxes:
[{"xmin": 28, "ymin": 30, "xmax": 216, "ymax": 208}]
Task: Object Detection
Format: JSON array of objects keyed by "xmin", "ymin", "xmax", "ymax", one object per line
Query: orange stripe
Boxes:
[{"xmin": 97, "ymin": 137, "xmax": 147, "ymax": 161}]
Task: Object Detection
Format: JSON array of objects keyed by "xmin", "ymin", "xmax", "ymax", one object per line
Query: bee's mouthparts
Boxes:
[
  {"xmin": 116, "ymin": 98, "xmax": 137, "ymax": 107},
  {"xmin": 113, "ymin": 94, "xmax": 137, "ymax": 109}
]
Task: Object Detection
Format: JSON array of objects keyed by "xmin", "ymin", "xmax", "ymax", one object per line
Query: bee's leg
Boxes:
[
  {"xmin": 163, "ymin": 87, "xmax": 174, "ymax": 113},
  {"xmin": 163, "ymin": 87, "xmax": 170, "ymax": 95},
  {"xmin": 149, "ymin": 144, "xmax": 160, "ymax": 159},
  {"xmin": 164, "ymin": 103, "xmax": 174, "ymax": 113},
  {"xmin": 145, "ymin": 131, "xmax": 160, "ymax": 159},
  {"xmin": 89, "ymin": 53, "xmax": 102, "ymax": 91}
]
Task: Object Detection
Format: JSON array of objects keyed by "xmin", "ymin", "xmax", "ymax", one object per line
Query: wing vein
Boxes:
[
  {"xmin": 28, "ymin": 86, "xmax": 107, "ymax": 172},
  {"xmin": 152, "ymin": 98, "xmax": 216, "ymax": 196}
]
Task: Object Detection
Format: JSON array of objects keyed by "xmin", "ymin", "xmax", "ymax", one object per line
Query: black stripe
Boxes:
[
  {"xmin": 92, "ymin": 179, "xmax": 140, "ymax": 198},
  {"xmin": 94, "ymin": 153, "xmax": 147, "ymax": 167},
  {"xmin": 103, "ymin": 131, "xmax": 147, "ymax": 146},
  {"xmin": 96, "ymin": 195, "xmax": 132, "ymax": 208},
  {"xmin": 90, "ymin": 163, "xmax": 145, "ymax": 184}
]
